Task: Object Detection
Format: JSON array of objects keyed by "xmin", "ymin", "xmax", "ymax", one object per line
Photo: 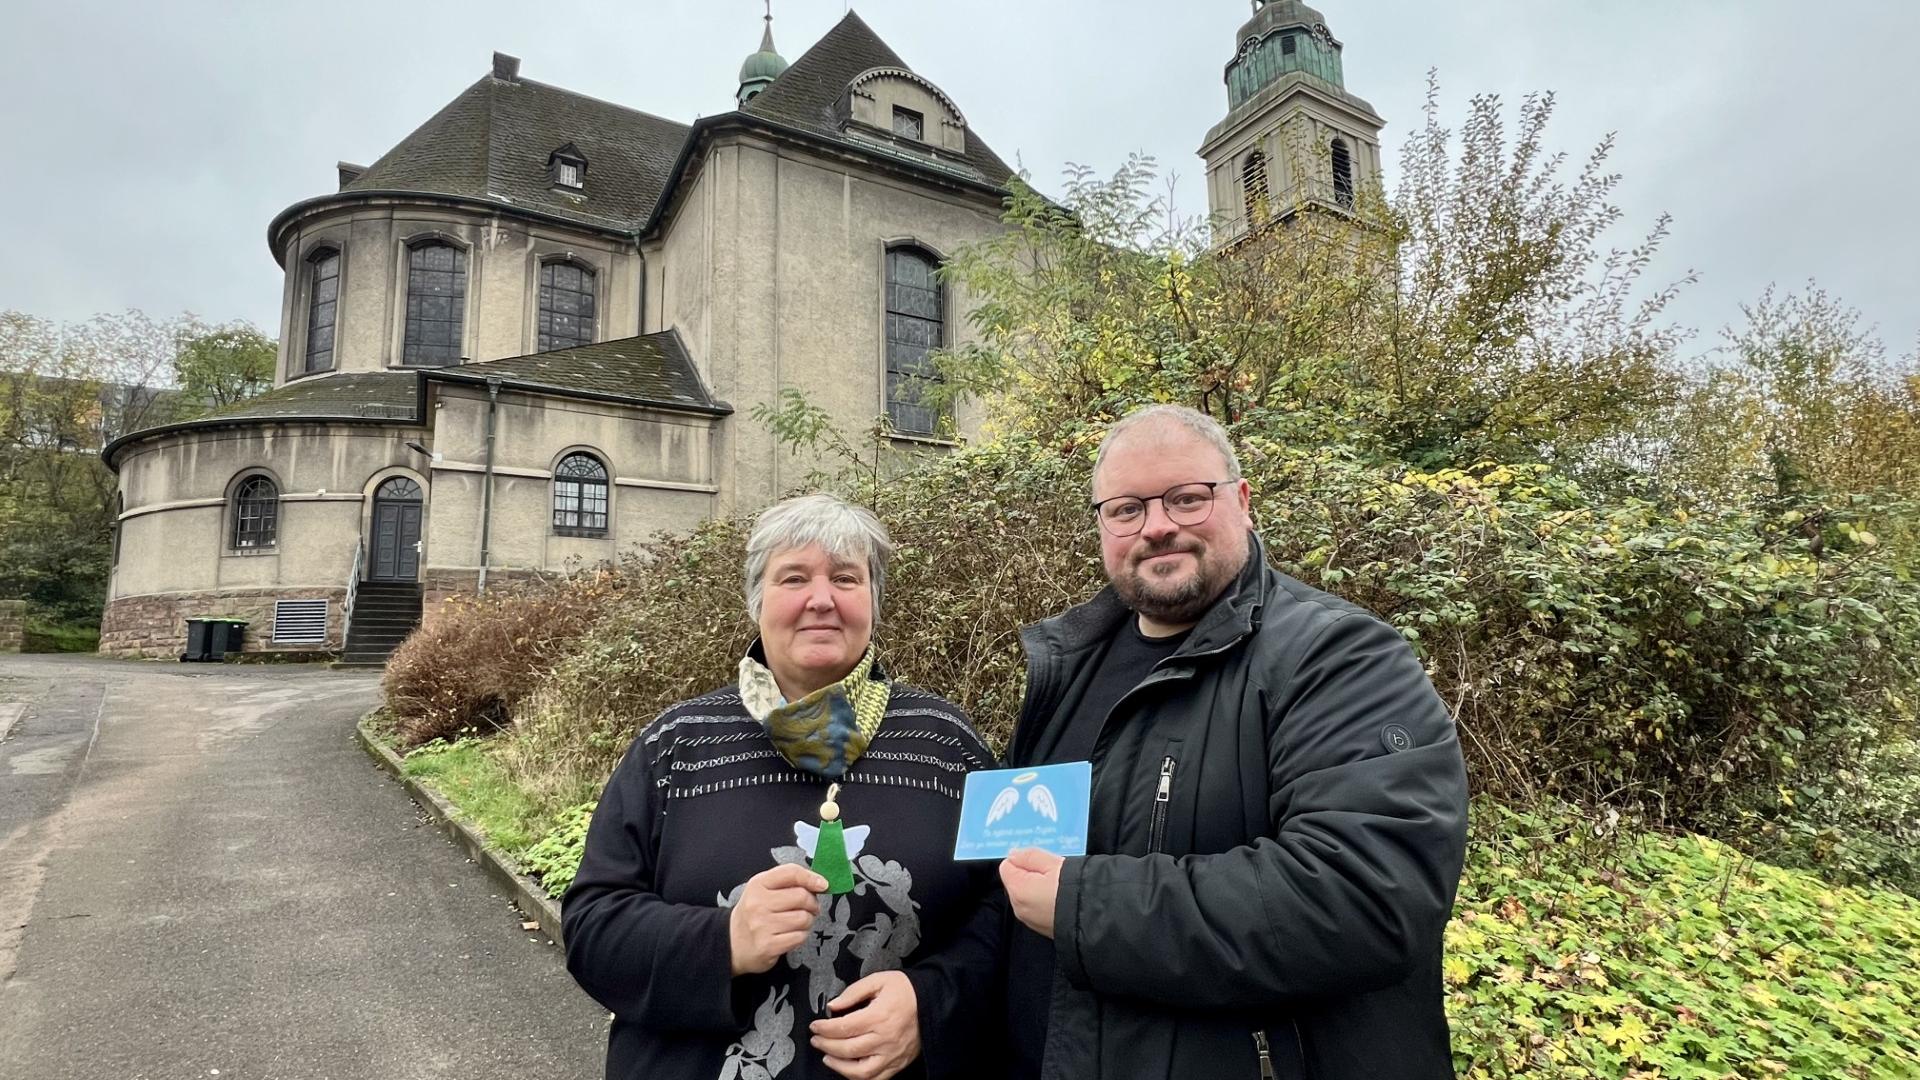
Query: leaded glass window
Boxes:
[
  {"xmin": 538, "ymin": 262, "xmax": 597, "ymax": 352},
  {"xmin": 1331, "ymin": 138, "xmax": 1354, "ymax": 209},
  {"xmin": 376, "ymin": 476, "xmax": 422, "ymax": 502},
  {"xmin": 304, "ymin": 248, "xmax": 339, "ymax": 374},
  {"xmin": 552, "ymin": 453, "xmax": 609, "ymax": 535},
  {"xmin": 402, "ymin": 241, "xmax": 466, "ymax": 366},
  {"xmin": 232, "ymin": 475, "xmax": 278, "ymax": 549},
  {"xmin": 885, "ymin": 247, "xmax": 945, "ymax": 436},
  {"xmin": 893, "ymin": 107, "xmax": 924, "ymax": 141}
]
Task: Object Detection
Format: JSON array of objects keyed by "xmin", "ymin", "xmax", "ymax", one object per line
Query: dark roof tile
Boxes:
[
  {"xmin": 345, "ymin": 73, "xmax": 690, "ymax": 233},
  {"xmin": 447, "ymin": 331, "xmax": 720, "ymax": 411},
  {"xmin": 209, "ymin": 372, "xmax": 420, "ymax": 421}
]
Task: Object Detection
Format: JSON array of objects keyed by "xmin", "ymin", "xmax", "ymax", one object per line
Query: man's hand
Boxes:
[
  {"xmin": 1000, "ymin": 848, "xmax": 1066, "ymax": 939},
  {"xmin": 810, "ymin": 970, "xmax": 921, "ymax": 1080},
  {"xmin": 728, "ymin": 864, "xmax": 828, "ymax": 975}
]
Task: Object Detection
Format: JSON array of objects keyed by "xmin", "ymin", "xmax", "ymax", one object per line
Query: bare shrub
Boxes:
[{"xmin": 382, "ymin": 569, "xmax": 623, "ymax": 748}]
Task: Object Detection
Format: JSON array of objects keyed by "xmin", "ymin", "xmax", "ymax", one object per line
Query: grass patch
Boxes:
[
  {"xmin": 394, "ymin": 734, "xmax": 600, "ymax": 896},
  {"xmin": 22, "ymin": 620, "xmax": 100, "ymax": 653},
  {"xmin": 400, "ymin": 738, "xmax": 551, "ymax": 855}
]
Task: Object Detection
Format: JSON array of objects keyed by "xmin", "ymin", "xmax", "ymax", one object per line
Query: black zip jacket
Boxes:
[{"xmin": 1010, "ymin": 534, "xmax": 1470, "ymax": 1080}]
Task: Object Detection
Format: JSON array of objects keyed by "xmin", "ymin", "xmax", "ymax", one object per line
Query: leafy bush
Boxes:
[
  {"xmin": 499, "ymin": 519, "xmax": 757, "ymax": 809},
  {"xmin": 1448, "ymin": 803, "xmax": 1920, "ymax": 1078},
  {"xmin": 383, "ymin": 570, "xmax": 623, "ymax": 748},
  {"xmin": 522, "ymin": 802, "xmax": 596, "ymax": 897}
]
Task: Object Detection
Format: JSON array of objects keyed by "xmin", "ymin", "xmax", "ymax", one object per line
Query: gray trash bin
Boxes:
[
  {"xmin": 207, "ymin": 619, "xmax": 247, "ymax": 660},
  {"xmin": 181, "ymin": 618, "xmax": 214, "ymax": 662}
]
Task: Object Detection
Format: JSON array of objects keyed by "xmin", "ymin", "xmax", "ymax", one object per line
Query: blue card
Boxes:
[{"xmin": 953, "ymin": 762, "xmax": 1092, "ymax": 861}]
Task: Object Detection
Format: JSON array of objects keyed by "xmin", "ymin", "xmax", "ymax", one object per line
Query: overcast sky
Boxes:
[{"xmin": 3, "ymin": 0, "xmax": 1915, "ymax": 358}]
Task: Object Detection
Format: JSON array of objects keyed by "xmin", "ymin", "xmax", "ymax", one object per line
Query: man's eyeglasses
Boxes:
[{"xmin": 1091, "ymin": 481, "xmax": 1233, "ymax": 537}]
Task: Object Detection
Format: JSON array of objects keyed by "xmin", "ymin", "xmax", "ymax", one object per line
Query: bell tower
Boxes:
[{"xmin": 1198, "ymin": 1, "xmax": 1385, "ymax": 245}]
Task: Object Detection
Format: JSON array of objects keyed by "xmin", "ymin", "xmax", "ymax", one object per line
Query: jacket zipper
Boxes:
[
  {"xmin": 1148, "ymin": 756, "xmax": 1175, "ymax": 853},
  {"xmin": 1253, "ymin": 1031, "xmax": 1277, "ymax": 1079}
]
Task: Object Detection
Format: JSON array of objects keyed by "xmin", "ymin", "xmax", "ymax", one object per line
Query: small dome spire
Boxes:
[{"xmin": 737, "ymin": 3, "xmax": 788, "ymax": 105}]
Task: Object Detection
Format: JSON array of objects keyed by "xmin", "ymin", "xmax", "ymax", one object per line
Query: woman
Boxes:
[{"xmin": 564, "ymin": 494, "xmax": 1000, "ymax": 1080}]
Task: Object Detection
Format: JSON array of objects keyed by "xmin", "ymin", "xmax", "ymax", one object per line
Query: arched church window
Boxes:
[
  {"xmin": 552, "ymin": 453, "xmax": 609, "ymax": 536},
  {"xmin": 232, "ymin": 475, "xmax": 279, "ymax": 550},
  {"xmin": 1331, "ymin": 138, "xmax": 1354, "ymax": 209},
  {"xmin": 538, "ymin": 261, "xmax": 597, "ymax": 352},
  {"xmin": 884, "ymin": 246, "xmax": 945, "ymax": 436},
  {"xmin": 402, "ymin": 241, "xmax": 467, "ymax": 367},
  {"xmin": 1243, "ymin": 151, "xmax": 1271, "ymax": 226},
  {"xmin": 376, "ymin": 476, "xmax": 422, "ymax": 502},
  {"xmin": 304, "ymin": 248, "xmax": 340, "ymax": 375}
]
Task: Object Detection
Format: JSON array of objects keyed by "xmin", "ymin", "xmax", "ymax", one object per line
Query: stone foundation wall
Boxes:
[
  {"xmin": 0, "ymin": 600, "xmax": 25, "ymax": 653},
  {"xmin": 99, "ymin": 588, "xmax": 347, "ymax": 660}
]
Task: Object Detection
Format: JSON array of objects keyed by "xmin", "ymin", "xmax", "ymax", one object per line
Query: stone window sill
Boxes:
[{"xmin": 888, "ymin": 431, "xmax": 961, "ymax": 449}]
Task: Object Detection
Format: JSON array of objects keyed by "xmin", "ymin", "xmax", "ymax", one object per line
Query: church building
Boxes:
[{"xmin": 98, "ymin": 1, "xmax": 1381, "ymax": 662}]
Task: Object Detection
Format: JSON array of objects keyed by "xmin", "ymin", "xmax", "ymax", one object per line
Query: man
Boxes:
[{"xmin": 998, "ymin": 405, "xmax": 1470, "ymax": 1079}]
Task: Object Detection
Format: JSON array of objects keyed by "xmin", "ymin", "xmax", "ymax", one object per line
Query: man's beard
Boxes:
[{"xmin": 1112, "ymin": 537, "xmax": 1237, "ymax": 627}]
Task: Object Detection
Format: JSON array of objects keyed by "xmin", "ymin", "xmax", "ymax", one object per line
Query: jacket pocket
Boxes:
[{"xmin": 1147, "ymin": 753, "xmax": 1176, "ymax": 854}]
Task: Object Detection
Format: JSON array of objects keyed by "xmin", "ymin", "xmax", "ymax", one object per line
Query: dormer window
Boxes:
[
  {"xmin": 841, "ymin": 68, "xmax": 969, "ymax": 157},
  {"xmin": 892, "ymin": 106, "xmax": 924, "ymax": 142},
  {"xmin": 548, "ymin": 143, "xmax": 587, "ymax": 191}
]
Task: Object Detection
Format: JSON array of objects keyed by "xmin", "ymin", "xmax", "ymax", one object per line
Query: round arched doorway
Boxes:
[{"xmin": 369, "ymin": 476, "xmax": 424, "ymax": 581}]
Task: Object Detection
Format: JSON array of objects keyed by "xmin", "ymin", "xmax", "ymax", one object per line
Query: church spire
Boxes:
[{"xmin": 737, "ymin": 1, "xmax": 789, "ymax": 106}]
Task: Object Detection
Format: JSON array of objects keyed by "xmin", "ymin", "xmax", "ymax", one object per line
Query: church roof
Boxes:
[
  {"xmin": 341, "ymin": 71, "xmax": 691, "ymax": 234},
  {"xmin": 208, "ymin": 372, "xmax": 420, "ymax": 422},
  {"xmin": 275, "ymin": 14, "xmax": 1013, "ymax": 259},
  {"xmin": 441, "ymin": 331, "xmax": 724, "ymax": 413},
  {"xmin": 741, "ymin": 12, "xmax": 1015, "ymax": 187}
]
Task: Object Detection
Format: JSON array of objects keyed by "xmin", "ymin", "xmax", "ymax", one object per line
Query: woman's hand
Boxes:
[
  {"xmin": 809, "ymin": 970, "xmax": 921, "ymax": 1080},
  {"xmin": 728, "ymin": 864, "xmax": 828, "ymax": 975}
]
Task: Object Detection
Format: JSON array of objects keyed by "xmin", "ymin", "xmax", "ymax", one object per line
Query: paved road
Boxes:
[{"xmin": 0, "ymin": 655, "xmax": 608, "ymax": 1080}]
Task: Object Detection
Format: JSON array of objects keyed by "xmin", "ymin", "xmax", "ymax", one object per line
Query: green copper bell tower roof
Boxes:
[
  {"xmin": 737, "ymin": 4, "xmax": 789, "ymax": 106},
  {"xmin": 1226, "ymin": 0, "xmax": 1346, "ymax": 109}
]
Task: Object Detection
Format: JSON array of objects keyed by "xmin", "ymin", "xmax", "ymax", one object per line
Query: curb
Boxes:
[{"xmin": 354, "ymin": 715, "xmax": 567, "ymax": 946}]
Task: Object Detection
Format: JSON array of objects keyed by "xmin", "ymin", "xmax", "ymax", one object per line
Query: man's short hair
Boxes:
[{"xmin": 1092, "ymin": 405, "xmax": 1243, "ymax": 489}]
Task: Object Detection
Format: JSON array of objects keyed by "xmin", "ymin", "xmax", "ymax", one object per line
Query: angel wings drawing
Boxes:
[{"xmin": 986, "ymin": 782, "xmax": 1058, "ymax": 826}]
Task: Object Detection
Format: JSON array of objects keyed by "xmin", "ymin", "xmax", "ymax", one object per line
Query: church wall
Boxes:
[
  {"xmin": 418, "ymin": 384, "xmax": 719, "ymax": 584},
  {"xmin": 275, "ymin": 203, "xmax": 640, "ymax": 386},
  {"xmin": 657, "ymin": 134, "xmax": 1002, "ymax": 516},
  {"xmin": 103, "ymin": 421, "xmax": 423, "ymax": 656},
  {"xmin": 655, "ymin": 163, "xmax": 715, "ymax": 382}
]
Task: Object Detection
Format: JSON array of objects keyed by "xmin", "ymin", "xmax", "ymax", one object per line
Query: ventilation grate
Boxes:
[{"xmin": 272, "ymin": 599, "xmax": 329, "ymax": 645}]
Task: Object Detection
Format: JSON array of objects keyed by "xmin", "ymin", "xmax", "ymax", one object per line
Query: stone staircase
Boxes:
[{"xmin": 337, "ymin": 580, "xmax": 424, "ymax": 668}]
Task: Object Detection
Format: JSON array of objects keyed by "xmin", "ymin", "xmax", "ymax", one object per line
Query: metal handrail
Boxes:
[{"xmin": 343, "ymin": 537, "xmax": 366, "ymax": 647}]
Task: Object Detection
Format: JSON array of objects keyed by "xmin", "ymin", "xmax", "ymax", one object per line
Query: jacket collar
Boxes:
[{"xmin": 1023, "ymin": 531, "xmax": 1272, "ymax": 664}]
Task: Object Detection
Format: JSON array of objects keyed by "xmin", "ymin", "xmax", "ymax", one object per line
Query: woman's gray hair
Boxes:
[
  {"xmin": 743, "ymin": 493, "xmax": 895, "ymax": 622},
  {"xmin": 1093, "ymin": 404, "xmax": 1242, "ymax": 488}
]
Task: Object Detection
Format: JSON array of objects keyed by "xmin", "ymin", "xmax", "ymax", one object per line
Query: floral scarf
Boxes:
[{"xmin": 739, "ymin": 643, "xmax": 891, "ymax": 780}]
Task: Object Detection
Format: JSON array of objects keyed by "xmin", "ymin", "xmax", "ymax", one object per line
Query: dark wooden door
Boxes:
[{"xmin": 372, "ymin": 499, "xmax": 422, "ymax": 581}]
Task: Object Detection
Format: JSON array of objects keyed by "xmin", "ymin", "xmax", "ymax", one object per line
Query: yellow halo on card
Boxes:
[{"xmin": 1013, "ymin": 771, "xmax": 1040, "ymax": 784}]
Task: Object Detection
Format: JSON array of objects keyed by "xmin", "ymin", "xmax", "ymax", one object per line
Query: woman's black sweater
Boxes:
[{"xmin": 564, "ymin": 683, "xmax": 1000, "ymax": 1080}]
